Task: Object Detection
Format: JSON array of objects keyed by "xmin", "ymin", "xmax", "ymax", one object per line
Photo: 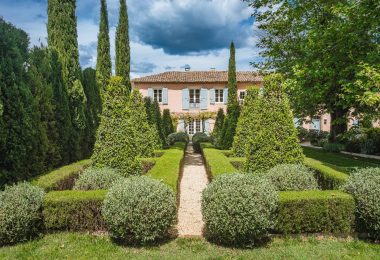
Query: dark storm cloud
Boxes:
[{"xmin": 131, "ymin": 62, "xmax": 158, "ymax": 73}]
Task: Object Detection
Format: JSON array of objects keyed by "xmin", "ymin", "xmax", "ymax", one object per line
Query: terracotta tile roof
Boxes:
[{"xmin": 132, "ymin": 71, "xmax": 263, "ymax": 83}]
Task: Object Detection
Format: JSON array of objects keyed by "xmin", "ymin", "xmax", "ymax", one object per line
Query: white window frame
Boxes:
[
  {"xmin": 189, "ymin": 88, "xmax": 200, "ymax": 108},
  {"xmin": 215, "ymin": 89, "xmax": 224, "ymax": 103},
  {"xmin": 188, "ymin": 119, "xmax": 202, "ymax": 135},
  {"xmin": 239, "ymin": 91, "xmax": 246, "ymax": 101},
  {"xmin": 153, "ymin": 88, "xmax": 163, "ymax": 103}
]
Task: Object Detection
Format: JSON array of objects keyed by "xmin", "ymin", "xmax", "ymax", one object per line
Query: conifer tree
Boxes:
[
  {"xmin": 162, "ymin": 109, "xmax": 174, "ymax": 137},
  {"xmin": 47, "ymin": 0, "xmax": 87, "ymax": 161},
  {"xmin": 144, "ymin": 97, "xmax": 153, "ymax": 124},
  {"xmin": 49, "ymin": 50, "xmax": 73, "ymax": 165},
  {"xmin": 212, "ymin": 108, "xmax": 225, "ymax": 145},
  {"xmin": 219, "ymin": 42, "xmax": 240, "ymax": 149},
  {"xmin": 92, "ymin": 77, "xmax": 159, "ymax": 176},
  {"xmin": 28, "ymin": 47, "xmax": 61, "ymax": 168},
  {"xmin": 82, "ymin": 67, "xmax": 102, "ymax": 157},
  {"xmin": 243, "ymin": 74, "xmax": 304, "ymax": 173},
  {"xmin": 152, "ymin": 100, "xmax": 165, "ymax": 146},
  {"xmin": 115, "ymin": 0, "xmax": 131, "ymax": 91},
  {"xmin": 0, "ymin": 19, "xmax": 48, "ymax": 182},
  {"xmin": 96, "ymin": 0, "xmax": 112, "ymax": 90}
]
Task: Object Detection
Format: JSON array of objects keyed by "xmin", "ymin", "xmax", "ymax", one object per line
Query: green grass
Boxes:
[
  {"xmin": 147, "ymin": 142, "xmax": 186, "ymax": 192},
  {"xmin": 1, "ymin": 232, "xmax": 379, "ymax": 259},
  {"xmin": 303, "ymin": 147, "xmax": 380, "ymax": 174},
  {"xmin": 200, "ymin": 143, "xmax": 237, "ymax": 177},
  {"xmin": 31, "ymin": 159, "xmax": 92, "ymax": 191}
]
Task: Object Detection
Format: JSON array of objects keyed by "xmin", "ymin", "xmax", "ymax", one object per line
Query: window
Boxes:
[
  {"xmin": 188, "ymin": 119, "xmax": 202, "ymax": 135},
  {"xmin": 154, "ymin": 89, "xmax": 162, "ymax": 103},
  {"xmin": 239, "ymin": 91, "xmax": 246, "ymax": 101},
  {"xmin": 324, "ymin": 119, "xmax": 327, "ymax": 125},
  {"xmin": 215, "ymin": 89, "xmax": 224, "ymax": 103},
  {"xmin": 189, "ymin": 89, "xmax": 200, "ymax": 108}
]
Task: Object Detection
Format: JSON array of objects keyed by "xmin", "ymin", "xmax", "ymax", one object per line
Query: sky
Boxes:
[{"xmin": 0, "ymin": 0, "xmax": 261, "ymax": 78}]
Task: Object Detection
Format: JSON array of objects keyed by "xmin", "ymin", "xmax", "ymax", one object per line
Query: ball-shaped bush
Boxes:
[
  {"xmin": 344, "ymin": 168, "xmax": 380, "ymax": 240},
  {"xmin": 264, "ymin": 164, "xmax": 319, "ymax": 191},
  {"xmin": 73, "ymin": 167, "xmax": 124, "ymax": 190},
  {"xmin": 0, "ymin": 182, "xmax": 45, "ymax": 245},
  {"xmin": 102, "ymin": 176, "xmax": 176, "ymax": 244},
  {"xmin": 201, "ymin": 174, "xmax": 278, "ymax": 246},
  {"xmin": 166, "ymin": 132, "xmax": 189, "ymax": 146}
]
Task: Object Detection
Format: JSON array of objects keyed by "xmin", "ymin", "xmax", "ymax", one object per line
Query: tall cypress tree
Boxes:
[
  {"xmin": 162, "ymin": 109, "xmax": 174, "ymax": 138},
  {"xmin": 49, "ymin": 50, "xmax": 73, "ymax": 165},
  {"xmin": 212, "ymin": 108, "xmax": 225, "ymax": 145},
  {"xmin": 47, "ymin": 0, "xmax": 87, "ymax": 161},
  {"xmin": 0, "ymin": 19, "xmax": 48, "ymax": 183},
  {"xmin": 115, "ymin": 0, "xmax": 131, "ymax": 91},
  {"xmin": 220, "ymin": 42, "xmax": 240, "ymax": 149},
  {"xmin": 96, "ymin": 0, "xmax": 112, "ymax": 90}
]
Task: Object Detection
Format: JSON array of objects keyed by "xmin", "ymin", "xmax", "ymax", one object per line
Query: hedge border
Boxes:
[
  {"xmin": 276, "ymin": 190, "xmax": 355, "ymax": 234},
  {"xmin": 43, "ymin": 190, "xmax": 107, "ymax": 231},
  {"xmin": 304, "ymin": 158, "xmax": 348, "ymax": 190},
  {"xmin": 31, "ymin": 160, "xmax": 92, "ymax": 191},
  {"xmin": 200, "ymin": 143, "xmax": 237, "ymax": 179},
  {"xmin": 147, "ymin": 142, "xmax": 186, "ymax": 192}
]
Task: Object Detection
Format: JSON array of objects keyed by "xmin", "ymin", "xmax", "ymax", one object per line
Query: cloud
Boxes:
[{"xmin": 131, "ymin": 62, "xmax": 157, "ymax": 74}]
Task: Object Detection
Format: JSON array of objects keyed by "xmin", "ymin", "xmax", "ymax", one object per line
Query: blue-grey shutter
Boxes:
[
  {"xmin": 182, "ymin": 88, "xmax": 190, "ymax": 110},
  {"xmin": 223, "ymin": 88, "xmax": 228, "ymax": 104},
  {"xmin": 210, "ymin": 89, "xmax": 215, "ymax": 104},
  {"xmin": 148, "ymin": 88, "xmax": 153, "ymax": 100},
  {"xmin": 162, "ymin": 88, "xmax": 168, "ymax": 104},
  {"xmin": 204, "ymin": 119, "xmax": 210, "ymax": 134},
  {"xmin": 200, "ymin": 88, "xmax": 208, "ymax": 110},
  {"xmin": 178, "ymin": 119, "xmax": 185, "ymax": 132}
]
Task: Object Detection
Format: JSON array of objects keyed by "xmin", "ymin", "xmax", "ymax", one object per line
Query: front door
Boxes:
[{"xmin": 188, "ymin": 119, "xmax": 202, "ymax": 135}]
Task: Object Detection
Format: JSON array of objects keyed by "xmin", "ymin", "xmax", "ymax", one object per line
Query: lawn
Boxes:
[
  {"xmin": 303, "ymin": 147, "xmax": 380, "ymax": 174},
  {"xmin": 0, "ymin": 232, "xmax": 379, "ymax": 259}
]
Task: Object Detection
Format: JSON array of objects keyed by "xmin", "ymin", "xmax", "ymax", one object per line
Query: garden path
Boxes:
[{"xmin": 177, "ymin": 144, "xmax": 209, "ymax": 237}]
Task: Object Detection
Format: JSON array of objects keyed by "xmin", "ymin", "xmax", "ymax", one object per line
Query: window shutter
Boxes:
[
  {"xmin": 182, "ymin": 88, "xmax": 190, "ymax": 110},
  {"xmin": 204, "ymin": 119, "xmax": 210, "ymax": 134},
  {"xmin": 210, "ymin": 88, "xmax": 215, "ymax": 104},
  {"xmin": 223, "ymin": 88, "xmax": 228, "ymax": 104},
  {"xmin": 200, "ymin": 88, "xmax": 208, "ymax": 110},
  {"xmin": 148, "ymin": 88, "xmax": 153, "ymax": 100},
  {"xmin": 162, "ymin": 88, "xmax": 168, "ymax": 104}
]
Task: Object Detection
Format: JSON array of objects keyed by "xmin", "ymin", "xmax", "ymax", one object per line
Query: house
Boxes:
[
  {"xmin": 132, "ymin": 69, "xmax": 375, "ymax": 135},
  {"xmin": 132, "ymin": 70, "xmax": 263, "ymax": 134}
]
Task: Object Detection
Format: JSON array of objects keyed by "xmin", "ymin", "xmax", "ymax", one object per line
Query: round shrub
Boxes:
[
  {"xmin": 201, "ymin": 174, "xmax": 278, "ymax": 246},
  {"xmin": 166, "ymin": 132, "xmax": 189, "ymax": 146},
  {"xmin": 344, "ymin": 168, "xmax": 380, "ymax": 240},
  {"xmin": 264, "ymin": 164, "xmax": 319, "ymax": 191},
  {"xmin": 102, "ymin": 176, "xmax": 176, "ymax": 244},
  {"xmin": 192, "ymin": 132, "xmax": 211, "ymax": 153},
  {"xmin": 73, "ymin": 167, "xmax": 124, "ymax": 190},
  {"xmin": 0, "ymin": 183, "xmax": 45, "ymax": 245}
]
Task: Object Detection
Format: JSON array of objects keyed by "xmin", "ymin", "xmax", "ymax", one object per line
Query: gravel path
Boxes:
[{"xmin": 177, "ymin": 145, "xmax": 209, "ymax": 237}]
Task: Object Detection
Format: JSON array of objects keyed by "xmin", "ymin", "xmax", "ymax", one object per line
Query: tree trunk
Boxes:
[{"xmin": 329, "ymin": 107, "xmax": 348, "ymax": 142}]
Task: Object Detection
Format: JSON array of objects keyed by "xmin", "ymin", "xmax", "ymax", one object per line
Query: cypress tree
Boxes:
[
  {"xmin": 115, "ymin": 0, "xmax": 131, "ymax": 91},
  {"xmin": 47, "ymin": 0, "xmax": 87, "ymax": 161},
  {"xmin": 28, "ymin": 47, "xmax": 61, "ymax": 168},
  {"xmin": 49, "ymin": 50, "xmax": 73, "ymax": 165},
  {"xmin": 96, "ymin": 0, "xmax": 112, "ymax": 90},
  {"xmin": 0, "ymin": 19, "xmax": 48, "ymax": 183},
  {"xmin": 82, "ymin": 67, "xmax": 102, "ymax": 157},
  {"xmin": 162, "ymin": 109, "xmax": 174, "ymax": 138},
  {"xmin": 219, "ymin": 42, "xmax": 240, "ymax": 149},
  {"xmin": 212, "ymin": 108, "xmax": 225, "ymax": 145},
  {"xmin": 144, "ymin": 97, "xmax": 153, "ymax": 124},
  {"xmin": 152, "ymin": 100, "xmax": 165, "ymax": 146}
]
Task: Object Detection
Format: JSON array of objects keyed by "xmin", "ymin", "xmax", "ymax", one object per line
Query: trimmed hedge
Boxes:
[
  {"xmin": 276, "ymin": 190, "xmax": 355, "ymax": 234},
  {"xmin": 201, "ymin": 143, "xmax": 237, "ymax": 178},
  {"xmin": 304, "ymin": 158, "xmax": 348, "ymax": 190},
  {"xmin": 192, "ymin": 133, "xmax": 211, "ymax": 153},
  {"xmin": 73, "ymin": 167, "xmax": 124, "ymax": 191},
  {"xmin": 43, "ymin": 190, "xmax": 107, "ymax": 231},
  {"xmin": 32, "ymin": 160, "xmax": 92, "ymax": 191},
  {"xmin": 147, "ymin": 142, "xmax": 186, "ymax": 191}
]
